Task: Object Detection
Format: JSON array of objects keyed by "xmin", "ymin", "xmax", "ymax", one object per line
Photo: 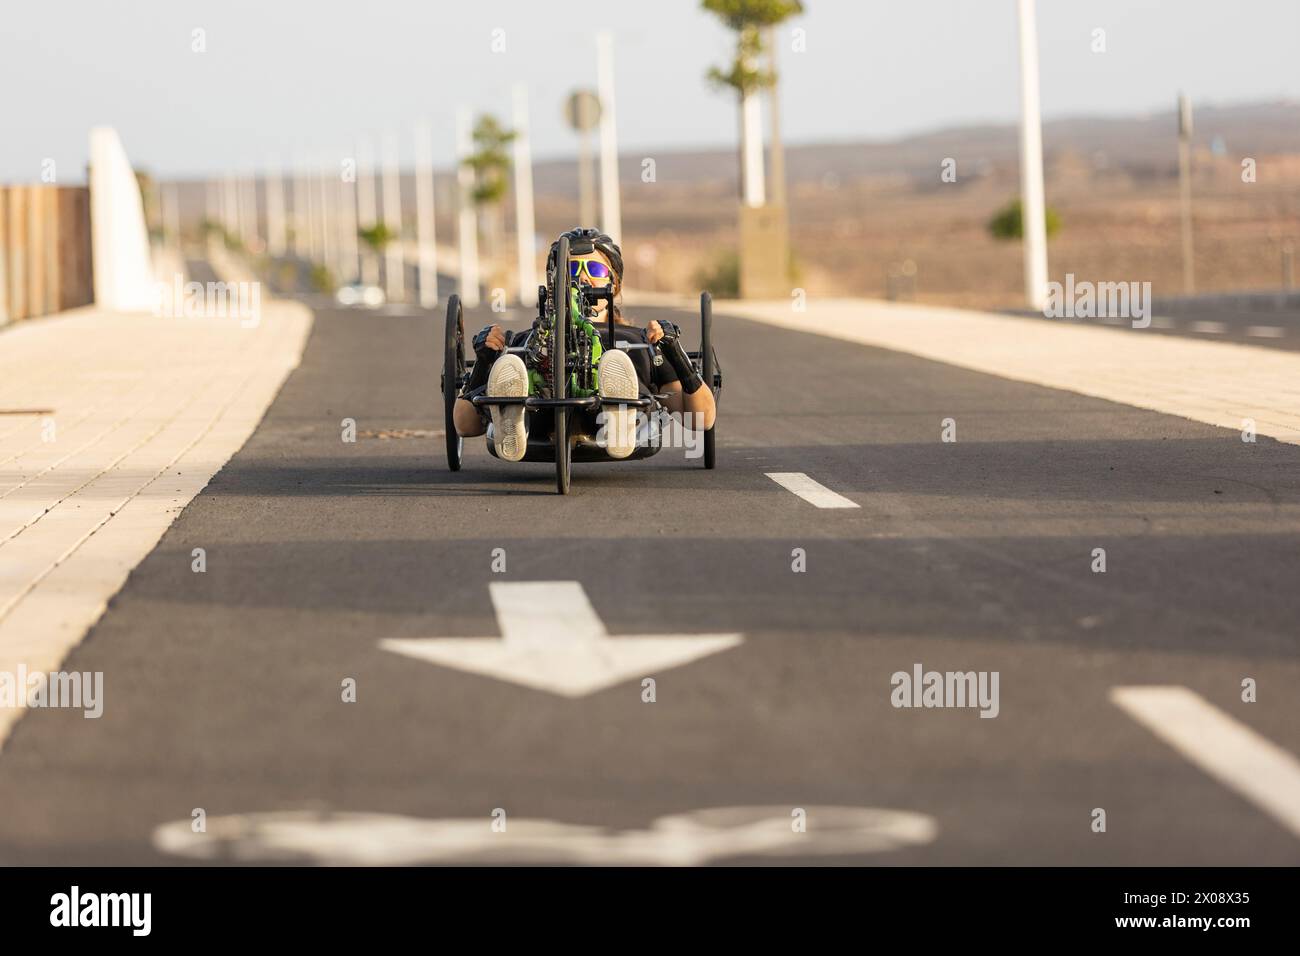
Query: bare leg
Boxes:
[
  {"xmin": 453, "ymin": 398, "xmax": 486, "ymax": 437},
  {"xmin": 657, "ymin": 381, "xmax": 716, "ymax": 431}
]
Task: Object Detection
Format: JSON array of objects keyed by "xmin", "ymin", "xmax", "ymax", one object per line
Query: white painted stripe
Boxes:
[
  {"xmin": 1112, "ymin": 686, "xmax": 1300, "ymax": 837},
  {"xmin": 1151, "ymin": 315, "xmax": 1177, "ymax": 329},
  {"xmin": 1190, "ymin": 320, "xmax": 1227, "ymax": 334},
  {"xmin": 1247, "ymin": 325, "xmax": 1286, "ymax": 339},
  {"xmin": 765, "ymin": 472, "xmax": 860, "ymax": 509}
]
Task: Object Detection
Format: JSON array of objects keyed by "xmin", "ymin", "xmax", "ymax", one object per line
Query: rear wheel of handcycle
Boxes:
[
  {"xmin": 701, "ymin": 291, "xmax": 716, "ymax": 469},
  {"xmin": 443, "ymin": 295, "xmax": 464, "ymax": 471},
  {"xmin": 552, "ymin": 237, "xmax": 571, "ymax": 494}
]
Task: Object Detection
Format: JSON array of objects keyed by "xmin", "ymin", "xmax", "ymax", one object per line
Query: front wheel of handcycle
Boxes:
[
  {"xmin": 554, "ymin": 409, "xmax": 571, "ymax": 494},
  {"xmin": 552, "ymin": 235, "xmax": 571, "ymax": 494},
  {"xmin": 443, "ymin": 295, "xmax": 464, "ymax": 471},
  {"xmin": 701, "ymin": 291, "xmax": 716, "ymax": 469}
]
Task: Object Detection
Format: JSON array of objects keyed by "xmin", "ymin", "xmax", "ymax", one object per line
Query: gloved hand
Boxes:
[
  {"xmin": 473, "ymin": 324, "xmax": 507, "ymax": 359},
  {"xmin": 465, "ymin": 324, "xmax": 508, "ymax": 395},
  {"xmin": 653, "ymin": 320, "xmax": 683, "ymax": 342}
]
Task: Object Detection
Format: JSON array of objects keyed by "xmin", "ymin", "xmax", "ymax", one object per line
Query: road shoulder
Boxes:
[{"xmin": 718, "ymin": 297, "xmax": 1300, "ymax": 445}]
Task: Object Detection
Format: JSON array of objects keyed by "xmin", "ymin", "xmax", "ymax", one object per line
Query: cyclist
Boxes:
[{"xmin": 452, "ymin": 227, "xmax": 716, "ymax": 461}]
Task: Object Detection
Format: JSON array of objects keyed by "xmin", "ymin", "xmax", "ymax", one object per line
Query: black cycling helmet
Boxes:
[{"xmin": 546, "ymin": 227, "xmax": 623, "ymax": 291}]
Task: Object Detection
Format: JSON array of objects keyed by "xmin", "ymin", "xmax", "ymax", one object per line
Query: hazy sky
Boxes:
[{"xmin": 2, "ymin": 0, "xmax": 1297, "ymax": 181}]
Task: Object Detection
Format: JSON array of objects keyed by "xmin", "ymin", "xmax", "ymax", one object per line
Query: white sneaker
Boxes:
[
  {"xmin": 486, "ymin": 353, "xmax": 529, "ymax": 461},
  {"xmin": 598, "ymin": 349, "xmax": 639, "ymax": 459}
]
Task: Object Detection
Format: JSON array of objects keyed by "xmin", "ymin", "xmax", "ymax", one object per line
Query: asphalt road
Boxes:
[{"xmin": 0, "ymin": 281, "xmax": 1297, "ymax": 865}]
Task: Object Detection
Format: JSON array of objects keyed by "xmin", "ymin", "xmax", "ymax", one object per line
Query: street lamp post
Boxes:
[
  {"xmin": 596, "ymin": 32, "xmax": 622, "ymax": 245},
  {"xmin": 266, "ymin": 156, "xmax": 286, "ymax": 258},
  {"xmin": 565, "ymin": 90, "xmax": 601, "ymax": 228},
  {"xmin": 456, "ymin": 107, "xmax": 481, "ymax": 308},
  {"xmin": 1016, "ymin": 0, "xmax": 1049, "ymax": 311},
  {"xmin": 413, "ymin": 121, "xmax": 439, "ymax": 309},
  {"xmin": 357, "ymin": 138, "xmax": 380, "ymax": 285},
  {"xmin": 512, "ymin": 85, "xmax": 538, "ymax": 307},
  {"xmin": 1178, "ymin": 93, "xmax": 1195, "ymax": 295}
]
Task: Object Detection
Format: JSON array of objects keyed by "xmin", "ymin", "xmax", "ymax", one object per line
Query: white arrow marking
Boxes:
[{"xmin": 380, "ymin": 581, "xmax": 742, "ymax": 698}]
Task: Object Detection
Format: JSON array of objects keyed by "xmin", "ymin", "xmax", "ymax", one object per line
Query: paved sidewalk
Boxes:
[
  {"xmin": 0, "ymin": 290, "xmax": 311, "ymax": 746},
  {"xmin": 718, "ymin": 298, "xmax": 1300, "ymax": 445}
]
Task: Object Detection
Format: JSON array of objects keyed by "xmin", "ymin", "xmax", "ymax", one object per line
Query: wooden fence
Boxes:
[{"xmin": 0, "ymin": 185, "xmax": 94, "ymax": 325}]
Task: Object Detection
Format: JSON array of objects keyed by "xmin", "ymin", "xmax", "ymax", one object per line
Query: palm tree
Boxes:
[
  {"xmin": 702, "ymin": 0, "xmax": 803, "ymax": 206},
  {"xmin": 357, "ymin": 222, "xmax": 395, "ymax": 258},
  {"xmin": 466, "ymin": 114, "xmax": 517, "ymax": 291}
]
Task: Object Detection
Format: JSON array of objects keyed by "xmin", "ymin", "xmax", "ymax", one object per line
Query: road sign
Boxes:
[
  {"xmin": 380, "ymin": 580, "xmax": 742, "ymax": 697},
  {"xmin": 565, "ymin": 91, "xmax": 602, "ymax": 226},
  {"xmin": 564, "ymin": 89, "xmax": 602, "ymax": 132}
]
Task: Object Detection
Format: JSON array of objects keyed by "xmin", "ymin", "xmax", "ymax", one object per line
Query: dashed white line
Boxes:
[
  {"xmin": 765, "ymin": 472, "xmax": 860, "ymax": 509},
  {"xmin": 1151, "ymin": 315, "xmax": 1177, "ymax": 329},
  {"xmin": 1247, "ymin": 325, "xmax": 1286, "ymax": 339},
  {"xmin": 1112, "ymin": 685, "xmax": 1300, "ymax": 838},
  {"xmin": 1190, "ymin": 320, "xmax": 1227, "ymax": 335}
]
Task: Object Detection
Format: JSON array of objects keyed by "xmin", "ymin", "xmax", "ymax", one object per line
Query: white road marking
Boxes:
[
  {"xmin": 765, "ymin": 472, "xmax": 860, "ymax": 509},
  {"xmin": 1112, "ymin": 686, "xmax": 1300, "ymax": 838},
  {"xmin": 154, "ymin": 805, "xmax": 937, "ymax": 865},
  {"xmin": 1247, "ymin": 325, "xmax": 1286, "ymax": 339},
  {"xmin": 1151, "ymin": 315, "xmax": 1177, "ymax": 329},
  {"xmin": 381, "ymin": 581, "xmax": 742, "ymax": 698},
  {"xmin": 1190, "ymin": 320, "xmax": 1227, "ymax": 334}
]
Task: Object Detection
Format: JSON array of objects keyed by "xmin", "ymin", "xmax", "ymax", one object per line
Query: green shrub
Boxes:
[
  {"xmin": 693, "ymin": 249, "xmax": 741, "ymax": 297},
  {"xmin": 987, "ymin": 198, "xmax": 1061, "ymax": 241},
  {"xmin": 357, "ymin": 223, "xmax": 395, "ymax": 254},
  {"xmin": 310, "ymin": 264, "xmax": 336, "ymax": 293}
]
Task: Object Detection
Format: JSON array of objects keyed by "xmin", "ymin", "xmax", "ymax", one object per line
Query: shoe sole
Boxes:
[
  {"xmin": 487, "ymin": 356, "xmax": 529, "ymax": 462},
  {"xmin": 599, "ymin": 351, "xmax": 639, "ymax": 460}
]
